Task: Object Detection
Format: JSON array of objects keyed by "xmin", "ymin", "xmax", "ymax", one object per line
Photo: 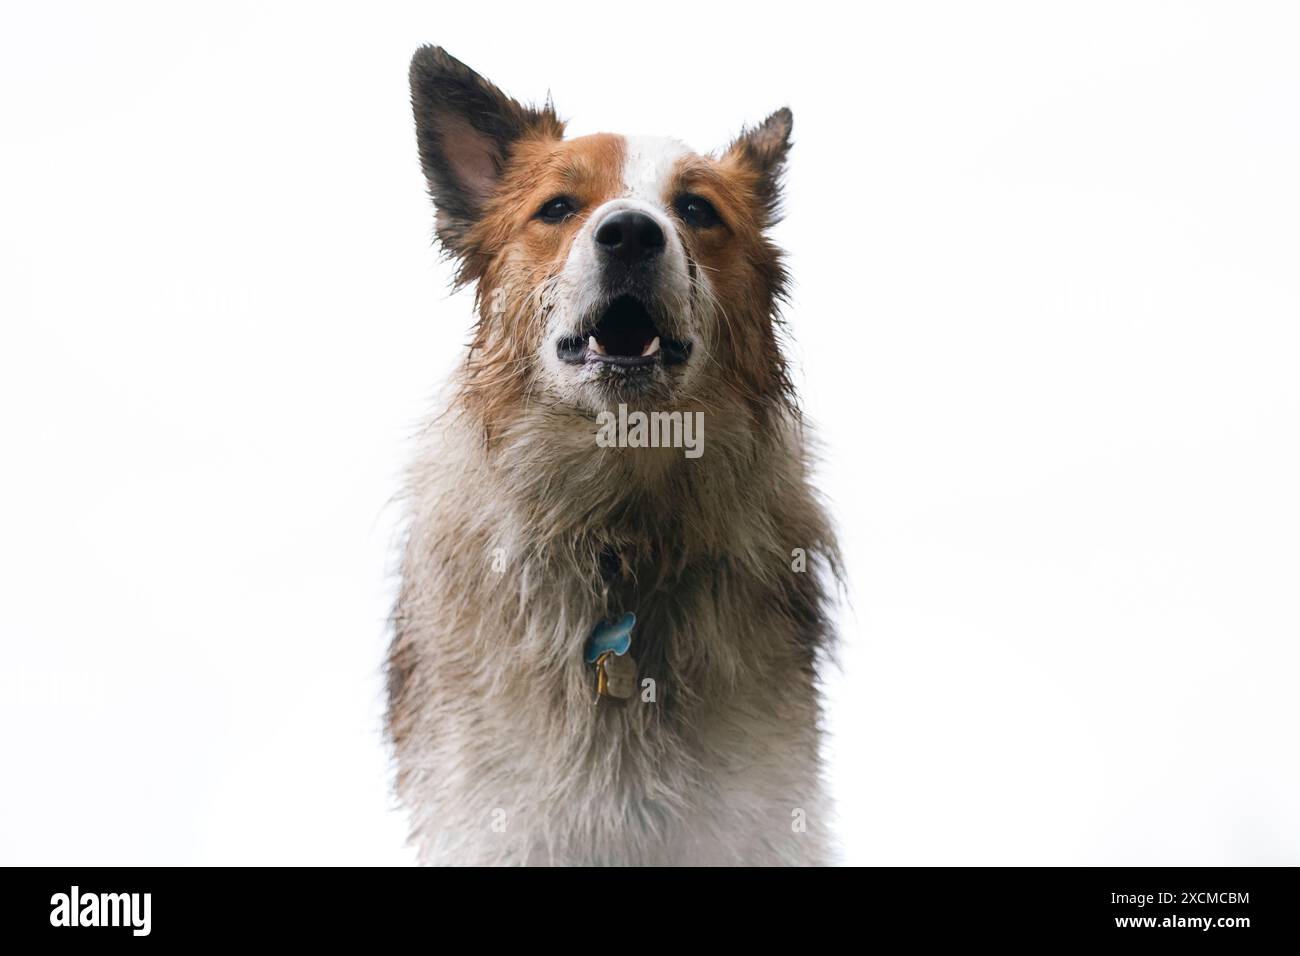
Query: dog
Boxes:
[{"xmin": 387, "ymin": 46, "xmax": 840, "ymax": 865}]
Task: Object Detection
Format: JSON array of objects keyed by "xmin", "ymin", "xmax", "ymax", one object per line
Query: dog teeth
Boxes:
[
  {"xmin": 642, "ymin": 336, "xmax": 660, "ymax": 357},
  {"xmin": 588, "ymin": 336, "xmax": 606, "ymax": 356}
]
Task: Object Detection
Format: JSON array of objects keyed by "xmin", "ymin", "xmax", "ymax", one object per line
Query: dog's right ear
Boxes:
[{"xmin": 409, "ymin": 46, "xmax": 564, "ymax": 259}]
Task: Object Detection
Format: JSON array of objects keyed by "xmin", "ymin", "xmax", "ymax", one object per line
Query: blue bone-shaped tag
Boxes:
[{"xmin": 584, "ymin": 612, "xmax": 636, "ymax": 663}]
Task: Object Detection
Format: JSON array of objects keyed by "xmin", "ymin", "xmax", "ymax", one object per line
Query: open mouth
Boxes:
[{"xmin": 556, "ymin": 295, "xmax": 692, "ymax": 368}]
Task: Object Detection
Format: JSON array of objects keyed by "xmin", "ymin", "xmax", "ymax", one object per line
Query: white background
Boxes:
[{"xmin": 2, "ymin": 1, "xmax": 1297, "ymax": 865}]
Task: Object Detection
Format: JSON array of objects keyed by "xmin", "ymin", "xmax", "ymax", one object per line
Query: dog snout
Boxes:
[{"xmin": 594, "ymin": 210, "xmax": 665, "ymax": 266}]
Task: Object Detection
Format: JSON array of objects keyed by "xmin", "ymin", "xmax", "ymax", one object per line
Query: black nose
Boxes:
[{"xmin": 594, "ymin": 210, "xmax": 665, "ymax": 265}]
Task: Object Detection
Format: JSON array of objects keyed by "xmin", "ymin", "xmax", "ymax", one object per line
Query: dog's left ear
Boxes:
[
  {"xmin": 409, "ymin": 46, "xmax": 564, "ymax": 258},
  {"xmin": 723, "ymin": 107, "xmax": 793, "ymax": 225}
]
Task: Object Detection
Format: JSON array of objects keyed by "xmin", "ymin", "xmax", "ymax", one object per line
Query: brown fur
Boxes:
[{"xmin": 460, "ymin": 134, "xmax": 627, "ymax": 438}]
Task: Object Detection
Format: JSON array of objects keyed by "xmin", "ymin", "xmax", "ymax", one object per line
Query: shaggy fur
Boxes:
[{"xmin": 388, "ymin": 46, "xmax": 840, "ymax": 865}]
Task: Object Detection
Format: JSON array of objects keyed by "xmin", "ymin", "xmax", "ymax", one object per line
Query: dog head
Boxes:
[{"xmin": 410, "ymin": 46, "xmax": 793, "ymax": 432}]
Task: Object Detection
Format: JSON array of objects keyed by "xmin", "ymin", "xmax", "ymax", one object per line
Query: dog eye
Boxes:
[
  {"xmin": 536, "ymin": 196, "xmax": 578, "ymax": 224},
  {"xmin": 675, "ymin": 194, "xmax": 722, "ymax": 228}
]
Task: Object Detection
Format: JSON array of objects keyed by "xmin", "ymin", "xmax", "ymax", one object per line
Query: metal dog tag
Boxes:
[{"xmin": 595, "ymin": 651, "xmax": 638, "ymax": 701}]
